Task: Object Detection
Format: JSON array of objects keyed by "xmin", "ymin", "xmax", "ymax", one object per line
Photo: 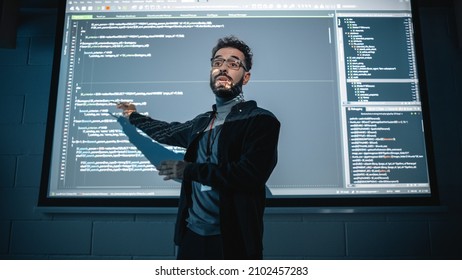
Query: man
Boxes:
[{"xmin": 117, "ymin": 36, "xmax": 280, "ymax": 259}]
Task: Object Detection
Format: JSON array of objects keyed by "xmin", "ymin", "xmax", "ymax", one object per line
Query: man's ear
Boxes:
[{"xmin": 242, "ymin": 72, "xmax": 251, "ymax": 85}]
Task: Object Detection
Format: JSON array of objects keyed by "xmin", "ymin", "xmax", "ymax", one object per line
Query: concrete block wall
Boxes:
[{"xmin": 1, "ymin": 6, "xmax": 461, "ymax": 260}]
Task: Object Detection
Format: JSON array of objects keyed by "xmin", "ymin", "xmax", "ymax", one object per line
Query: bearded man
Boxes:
[{"xmin": 117, "ymin": 36, "xmax": 280, "ymax": 260}]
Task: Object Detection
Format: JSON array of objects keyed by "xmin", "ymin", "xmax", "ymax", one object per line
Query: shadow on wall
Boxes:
[{"xmin": 116, "ymin": 116, "xmax": 184, "ymax": 170}]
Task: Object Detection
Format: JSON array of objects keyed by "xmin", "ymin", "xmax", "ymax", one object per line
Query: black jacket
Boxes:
[{"xmin": 129, "ymin": 100, "xmax": 280, "ymax": 259}]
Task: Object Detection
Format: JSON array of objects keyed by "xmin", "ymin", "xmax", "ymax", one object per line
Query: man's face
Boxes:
[{"xmin": 209, "ymin": 47, "xmax": 251, "ymax": 99}]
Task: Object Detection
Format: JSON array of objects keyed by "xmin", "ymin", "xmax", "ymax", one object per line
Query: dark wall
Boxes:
[{"xmin": 0, "ymin": 1, "xmax": 461, "ymax": 259}]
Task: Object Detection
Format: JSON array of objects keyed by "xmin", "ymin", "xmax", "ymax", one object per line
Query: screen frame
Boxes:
[{"xmin": 38, "ymin": 0, "xmax": 440, "ymax": 209}]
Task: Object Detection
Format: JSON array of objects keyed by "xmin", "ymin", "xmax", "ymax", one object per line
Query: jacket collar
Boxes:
[{"xmin": 212, "ymin": 100, "xmax": 256, "ymax": 113}]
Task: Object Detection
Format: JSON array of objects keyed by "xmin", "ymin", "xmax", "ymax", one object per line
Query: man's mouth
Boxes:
[{"xmin": 215, "ymin": 75, "xmax": 233, "ymax": 89}]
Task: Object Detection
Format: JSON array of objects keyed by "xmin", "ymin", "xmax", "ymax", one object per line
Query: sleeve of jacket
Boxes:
[
  {"xmin": 183, "ymin": 113, "xmax": 280, "ymax": 192},
  {"xmin": 128, "ymin": 112, "xmax": 193, "ymax": 148}
]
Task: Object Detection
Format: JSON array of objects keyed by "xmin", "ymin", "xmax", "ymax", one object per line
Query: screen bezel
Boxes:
[{"xmin": 38, "ymin": 0, "xmax": 439, "ymax": 209}]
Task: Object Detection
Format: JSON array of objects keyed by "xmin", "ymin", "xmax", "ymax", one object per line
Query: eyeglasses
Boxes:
[{"xmin": 211, "ymin": 57, "xmax": 248, "ymax": 71}]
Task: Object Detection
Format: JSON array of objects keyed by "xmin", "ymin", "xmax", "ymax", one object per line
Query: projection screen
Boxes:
[{"xmin": 39, "ymin": 0, "xmax": 438, "ymax": 208}]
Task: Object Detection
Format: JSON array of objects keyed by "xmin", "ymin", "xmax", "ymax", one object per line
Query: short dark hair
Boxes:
[{"xmin": 211, "ymin": 36, "xmax": 253, "ymax": 71}]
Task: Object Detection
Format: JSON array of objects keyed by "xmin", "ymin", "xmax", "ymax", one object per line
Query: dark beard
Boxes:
[{"xmin": 210, "ymin": 72, "xmax": 244, "ymax": 101}]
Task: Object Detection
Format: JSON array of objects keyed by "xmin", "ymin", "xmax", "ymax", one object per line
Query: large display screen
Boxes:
[{"xmin": 39, "ymin": 0, "xmax": 438, "ymax": 207}]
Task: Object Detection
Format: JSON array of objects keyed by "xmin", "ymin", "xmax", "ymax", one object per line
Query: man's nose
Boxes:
[{"xmin": 219, "ymin": 62, "xmax": 228, "ymax": 71}]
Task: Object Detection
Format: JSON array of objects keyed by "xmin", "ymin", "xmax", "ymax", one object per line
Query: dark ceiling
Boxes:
[{"xmin": 19, "ymin": 0, "xmax": 59, "ymax": 9}]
